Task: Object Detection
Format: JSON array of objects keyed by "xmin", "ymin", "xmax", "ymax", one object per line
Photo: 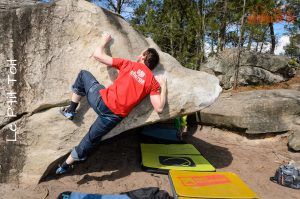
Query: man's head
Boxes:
[{"xmin": 137, "ymin": 48, "xmax": 159, "ymax": 70}]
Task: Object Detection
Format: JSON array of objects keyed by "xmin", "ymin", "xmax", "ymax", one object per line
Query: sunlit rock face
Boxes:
[
  {"xmin": 200, "ymin": 89, "xmax": 300, "ymax": 151},
  {"xmin": 0, "ymin": 0, "xmax": 221, "ymax": 184},
  {"xmin": 201, "ymin": 49, "xmax": 297, "ymax": 89}
]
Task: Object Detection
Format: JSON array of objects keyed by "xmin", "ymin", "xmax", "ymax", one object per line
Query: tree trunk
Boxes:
[
  {"xmin": 217, "ymin": 33, "xmax": 220, "ymax": 53},
  {"xmin": 269, "ymin": 22, "xmax": 275, "ymax": 54},
  {"xmin": 196, "ymin": 0, "xmax": 204, "ymax": 69},
  {"xmin": 107, "ymin": 0, "xmax": 122, "ymax": 14},
  {"xmin": 201, "ymin": 0, "xmax": 205, "ymax": 63},
  {"xmin": 219, "ymin": 0, "xmax": 228, "ymax": 51},
  {"xmin": 116, "ymin": 0, "xmax": 122, "ymax": 14},
  {"xmin": 260, "ymin": 42, "xmax": 264, "ymax": 53},
  {"xmin": 211, "ymin": 33, "xmax": 214, "ymax": 54},
  {"xmin": 247, "ymin": 30, "xmax": 253, "ymax": 50},
  {"xmin": 233, "ymin": 0, "xmax": 246, "ymax": 90},
  {"xmin": 170, "ymin": 0, "xmax": 174, "ymax": 56}
]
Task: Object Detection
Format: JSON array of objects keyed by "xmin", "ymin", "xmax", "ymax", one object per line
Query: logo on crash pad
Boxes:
[
  {"xmin": 178, "ymin": 174, "xmax": 231, "ymax": 187},
  {"xmin": 159, "ymin": 156, "xmax": 196, "ymax": 167}
]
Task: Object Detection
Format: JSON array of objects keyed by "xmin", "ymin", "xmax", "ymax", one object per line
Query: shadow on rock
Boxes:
[
  {"xmin": 40, "ymin": 124, "xmax": 232, "ymax": 184},
  {"xmin": 41, "ymin": 129, "xmax": 142, "ymax": 184},
  {"xmin": 72, "ymin": 97, "xmax": 90, "ymax": 127},
  {"xmin": 184, "ymin": 125, "xmax": 233, "ymax": 169}
]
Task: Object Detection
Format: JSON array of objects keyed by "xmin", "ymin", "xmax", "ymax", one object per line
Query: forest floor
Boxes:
[{"xmin": 0, "ymin": 125, "xmax": 299, "ymax": 199}]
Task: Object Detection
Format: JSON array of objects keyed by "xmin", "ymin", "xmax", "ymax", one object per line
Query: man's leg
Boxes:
[
  {"xmin": 56, "ymin": 112, "xmax": 122, "ymax": 174},
  {"xmin": 57, "ymin": 73, "xmax": 120, "ymax": 174},
  {"xmin": 61, "ymin": 70, "xmax": 100, "ymax": 119},
  {"xmin": 71, "ymin": 93, "xmax": 82, "ymax": 103},
  {"xmin": 57, "ymin": 70, "xmax": 104, "ymax": 173},
  {"xmin": 75, "ymin": 114, "xmax": 122, "ymax": 159},
  {"xmin": 63, "ymin": 93, "xmax": 82, "ymax": 115}
]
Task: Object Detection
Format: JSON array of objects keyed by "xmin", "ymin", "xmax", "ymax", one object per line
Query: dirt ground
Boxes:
[{"xmin": 0, "ymin": 125, "xmax": 299, "ymax": 199}]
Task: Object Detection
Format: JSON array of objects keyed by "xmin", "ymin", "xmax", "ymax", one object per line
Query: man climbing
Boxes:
[{"xmin": 56, "ymin": 33, "xmax": 167, "ymax": 174}]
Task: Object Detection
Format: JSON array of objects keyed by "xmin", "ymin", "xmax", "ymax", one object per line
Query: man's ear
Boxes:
[{"xmin": 141, "ymin": 54, "xmax": 146, "ymax": 61}]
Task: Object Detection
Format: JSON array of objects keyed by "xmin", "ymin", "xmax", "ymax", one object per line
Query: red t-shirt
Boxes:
[{"xmin": 99, "ymin": 58, "xmax": 160, "ymax": 117}]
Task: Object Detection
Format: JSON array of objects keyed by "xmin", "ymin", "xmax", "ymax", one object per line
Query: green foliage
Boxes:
[
  {"xmin": 288, "ymin": 59, "xmax": 298, "ymax": 66},
  {"xmin": 284, "ymin": 34, "xmax": 300, "ymax": 60},
  {"xmin": 128, "ymin": 0, "xmax": 298, "ymax": 68},
  {"xmin": 284, "ymin": 0, "xmax": 299, "ymax": 59},
  {"xmin": 131, "ymin": 0, "xmax": 211, "ymax": 69}
]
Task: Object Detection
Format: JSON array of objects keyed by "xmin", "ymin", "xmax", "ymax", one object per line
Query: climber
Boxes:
[{"xmin": 56, "ymin": 33, "xmax": 167, "ymax": 174}]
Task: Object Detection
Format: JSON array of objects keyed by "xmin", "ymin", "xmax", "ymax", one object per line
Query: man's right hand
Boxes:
[{"xmin": 100, "ymin": 32, "xmax": 112, "ymax": 47}]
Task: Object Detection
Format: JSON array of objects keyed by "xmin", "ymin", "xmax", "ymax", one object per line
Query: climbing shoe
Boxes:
[
  {"xmin": 59, "ymin": 106, "xmax": 76, "ymax": 120},
  {"xmin": 56, "ymin": 164, "xmax": 73, "ymax": 175}
]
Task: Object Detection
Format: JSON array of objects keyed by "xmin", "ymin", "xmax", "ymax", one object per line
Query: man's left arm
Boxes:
[
  {"xmin": 93, "ymin": 33, "xmax": 113, "ymax": 66},
  {"xmin": 150, "ymin": 76, "xmax": 167, "ymax": 113}
]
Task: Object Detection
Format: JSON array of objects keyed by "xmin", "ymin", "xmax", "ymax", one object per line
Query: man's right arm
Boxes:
[{"xmin": 93, "ymin": 33, "xmax": 113, "ymax": 66}]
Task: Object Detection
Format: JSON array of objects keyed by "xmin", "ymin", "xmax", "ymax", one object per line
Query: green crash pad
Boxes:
[
  {"xmin": 141, "ymin": 144, "xmax": 215, "ymax": 174},
  {"xmin": 140, "ymin": 126, "xmax": 183, "ymax": 143}
]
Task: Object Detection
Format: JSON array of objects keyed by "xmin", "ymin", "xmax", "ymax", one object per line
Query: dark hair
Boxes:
[{"xmin": 144, "ymin": 48, "xmax": 159, "ymax": 70}]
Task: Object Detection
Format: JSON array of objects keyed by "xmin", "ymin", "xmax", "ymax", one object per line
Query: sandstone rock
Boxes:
[
  {"xmin": 290, "ymin": 83, "xmax": 300, "ymax": 91},
  {"xmin": 201, "ymin": 49, "xmax": 298, "ymax": 89},
  {"xmin": 0, "ymin": 0, "xmax": 39, "ymax": 10},
  {"xmin": 289, "ymin": 130, "xmax": 300, "ymax": 151},
  {"xmin": 0, "ymin": 0, "xmax": 221, "ymax": 184},
  {"xmin": 296, "ymin": 67, "xmax": 300, "ymax": 76},
  {"xmin": 200, "ymin": 89, "xmax": 300, "ymax": 151}
]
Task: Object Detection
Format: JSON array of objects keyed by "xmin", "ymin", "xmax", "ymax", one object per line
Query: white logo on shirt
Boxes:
[
  {"xmin": 130, "ymin": 70, "xmax": 146, "ymax": 85},
  {"xmin": 137, "ymin": 69, "xmax": 145, "ymax": 78}
]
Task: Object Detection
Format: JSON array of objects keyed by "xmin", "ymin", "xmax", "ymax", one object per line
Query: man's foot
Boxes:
[
  {"xmin": 59, "ymin": 106, "xmax": 76, "ymax": 120},
  {"xmin": 56, "ymin": 164, "xmax": 73, "ymax": 175}
]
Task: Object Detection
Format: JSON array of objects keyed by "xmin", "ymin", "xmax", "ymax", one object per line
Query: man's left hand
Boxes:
[{"xmin": 100, "ymin": 32, "xmax": 112, "ymax": 47}]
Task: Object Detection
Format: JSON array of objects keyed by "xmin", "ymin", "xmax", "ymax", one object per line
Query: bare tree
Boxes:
[
  {"xmin": 219, "ymin": 0, "xmax": 228, "ymax": 51},
  {"xmin": 269, "ymin": 22, "xmax": 275, "ymax": 54},
  {"xmin": 233, "ymin": 0, "xmax": 247, "ymax": 90},
  {"xmin": 93, "ymin": 0, "xmax": 137, "ymax": 15}
]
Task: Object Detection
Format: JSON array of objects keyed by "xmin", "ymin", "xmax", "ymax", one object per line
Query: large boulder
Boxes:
[
  {"xmin": 200, "ymin": 89, "xmax": 300, "ymax": 150},
  {"xmin": 0, "ymin": 0, "xmax": 221, "ymax": 184},
  {"xmin": 289, "ymin": 130, "xmax": 300, "ymax": 151},
  {"xmin": 201, "ymin": 49, "xmax": 298, "ymax": 89}
]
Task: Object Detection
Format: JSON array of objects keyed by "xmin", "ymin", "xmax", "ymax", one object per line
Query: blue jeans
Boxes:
[{"xmin": 70, "ymin": 70, "xmax": 123, "ymax": 160}]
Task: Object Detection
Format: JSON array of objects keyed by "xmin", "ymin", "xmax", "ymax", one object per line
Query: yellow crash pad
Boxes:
[
  {"xmin": 141, "ymin": 144, "xmax": 215, "ymax": 173},
  {"xmin": 169, "ymin": 170, "xmax": 259, "ymax": 199}
]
